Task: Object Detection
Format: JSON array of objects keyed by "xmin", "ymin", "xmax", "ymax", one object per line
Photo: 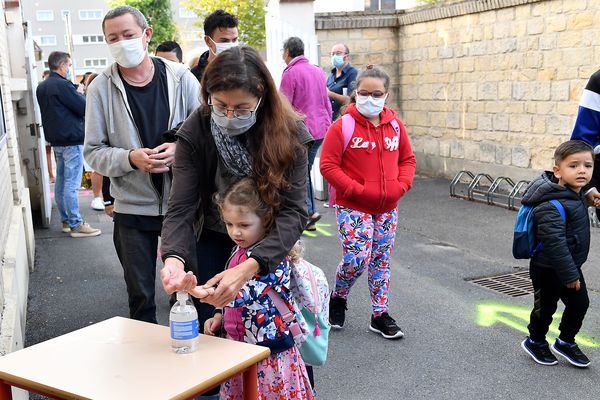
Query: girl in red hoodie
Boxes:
[{"xmin": 320, "ymin": 66, "xmax": 416, "ymax": 339}]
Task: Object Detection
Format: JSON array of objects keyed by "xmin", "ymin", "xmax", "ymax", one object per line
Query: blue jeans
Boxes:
[
  {"xmin": 53, "ymin": 145, "xmax": 83, "ymax": 229},
  {"xmin": 307, "ymin": 139, "xmax": 323, "ymax": 215}
]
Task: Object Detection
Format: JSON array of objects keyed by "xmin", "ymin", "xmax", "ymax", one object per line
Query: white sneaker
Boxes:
[
  {"xmin": 62, "ymin": 223, "xmax": 71, "ymax": 233},
  {"xmin": 70, "ymin": 222, "xmax": 101, "ymax": 238},
  {"xmin": 91, "ymin": 197, "xmax": 105, "ymax": 211}
]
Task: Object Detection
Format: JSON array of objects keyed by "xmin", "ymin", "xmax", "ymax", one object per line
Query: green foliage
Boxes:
[
  {"xmin": 183, "ymin": 0, "xmax": 266, "ymax": 49},
  {"xmin": 108, "ymin": 0, "xmax": 178, "ymax": 52}
]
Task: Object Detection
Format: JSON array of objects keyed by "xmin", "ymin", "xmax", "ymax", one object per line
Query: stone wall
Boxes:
[{"xmin": 315, "ymin": 0, "xmax": 600, "ymax": 180}]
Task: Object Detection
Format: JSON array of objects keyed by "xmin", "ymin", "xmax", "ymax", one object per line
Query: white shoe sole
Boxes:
[
  {"xmin": 330, "ymin": 323, "xmax": 343, "ymax": 330},
  {"xmin": 369, "ymin": 324, "xmax": 404, "ymax": 339},
  {"xmin": 70, "ymin": 230, "xmax": 102, "ymax": 238},
  {"xmin": 521, "ymin": 340, "xmax": 558, "ymax": 366},
  {"xmin": 551, "ymin": 343, "xmax": 590, "ymax": 368}
]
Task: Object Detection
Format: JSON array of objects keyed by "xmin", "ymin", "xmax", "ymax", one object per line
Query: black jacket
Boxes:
[
  {"xmin": 36, "ymin": 72, "xmax": 86, "ymax": 146},
  {"xmin": 522, "ymin": 172, "xmax": 590, "ymax": 284},
  {"xmin": 190, "ymin": 50, "xmax": 209, "ymax": 82},
  {"xmin": 161, "ymin": 108, "xmax": 312, "ymax": 275}
]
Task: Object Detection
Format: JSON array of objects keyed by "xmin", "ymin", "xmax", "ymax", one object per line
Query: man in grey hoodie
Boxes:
[{"xmin": 84, "ymin": 6, "xmax": 200, "ymax": 323}]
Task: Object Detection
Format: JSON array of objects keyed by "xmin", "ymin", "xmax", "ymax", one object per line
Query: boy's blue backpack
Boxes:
[{"xmin": 512, "ymin": 199, "xmax": 566, "ymax": 259}]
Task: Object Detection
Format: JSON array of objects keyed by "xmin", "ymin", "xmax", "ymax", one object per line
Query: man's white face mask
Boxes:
[
  {"xmin": 208, "ymin": 36, "xmax": 238, "ymax": 56},
  {"xmin": 108, "ymin": 33, "xmax": 147, "ymax": 68}
]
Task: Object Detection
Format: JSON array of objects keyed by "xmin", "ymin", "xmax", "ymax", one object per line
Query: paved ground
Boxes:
[{"xmin": 26, "ymin": 177, "xmax": 600, "ymax": 399}]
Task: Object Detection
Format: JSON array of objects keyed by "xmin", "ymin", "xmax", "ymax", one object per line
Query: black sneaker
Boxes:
[
  {"xmin": 329, "ymin": 296, "xmax": 347, "ymax": 329},
  {"xmin": 551, "ymin": 339, "xmax": 591, "ymax": 368},
  {"xmin": 521, "ymin": 337, "xmax": 558, "ymax": 366},
  {"xmin": 369, "ymin": 313, "xmax": 404, "ymax": 339}
]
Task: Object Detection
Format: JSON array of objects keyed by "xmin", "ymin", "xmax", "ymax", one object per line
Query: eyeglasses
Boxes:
[
  {"xmin": 330, "ymin": 52, "xmax": 347, "ymax": 56},
  {"xmin": 356, "ymin": 90, "xmax": 386, "ymax": 99},
  {"xmin": 208, "ymin": 97, "xmax": 262, "ymax": 120}
]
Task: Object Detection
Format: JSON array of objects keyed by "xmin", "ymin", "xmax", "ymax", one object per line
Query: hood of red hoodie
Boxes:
[{"xmin": 345, "ymin": 103, "xmax": 398, "ymax": 127}]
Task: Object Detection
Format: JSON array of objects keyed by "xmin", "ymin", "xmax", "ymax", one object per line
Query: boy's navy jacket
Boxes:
[
  {"xmin": 521, "ymin": 171, "xmax": 590, "ymax": 285},
  {"xmin": 36, "ymin": 72, "xmax": 86, "ymax": 146}
]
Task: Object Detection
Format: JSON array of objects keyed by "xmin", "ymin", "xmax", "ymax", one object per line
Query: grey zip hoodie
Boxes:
[{"xmin": 84, "ymin": 58, "xmax": 200, "ymax": 216}]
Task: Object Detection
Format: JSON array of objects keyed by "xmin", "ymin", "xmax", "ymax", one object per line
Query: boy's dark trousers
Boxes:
[{"xmin": 528, "ymin": 266, "xmax": 589, "ymax": 343}]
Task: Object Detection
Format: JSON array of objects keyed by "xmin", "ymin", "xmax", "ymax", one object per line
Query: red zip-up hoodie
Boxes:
[{"xmin": 320, "ymin": 103, "xmax": 416, "ymax": 214}]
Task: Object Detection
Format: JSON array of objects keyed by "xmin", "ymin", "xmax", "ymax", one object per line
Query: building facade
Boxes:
[{"xmin": 22, "ymin": 0, "xmax": 206, "ymax": 79}]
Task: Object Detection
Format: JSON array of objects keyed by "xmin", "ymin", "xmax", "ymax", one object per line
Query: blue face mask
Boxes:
[
  {"xmin": 331, "ymin": 55, "xmax": 345, "ymax": 69},
  {"xmin": 66, "ymin": 68, "xmax": 73, "ymax": 81}
]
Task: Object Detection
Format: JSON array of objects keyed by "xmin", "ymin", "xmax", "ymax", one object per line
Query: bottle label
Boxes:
[{"xmin": 170, "ymin": 320, "xmax": 199, "ymax": 340}]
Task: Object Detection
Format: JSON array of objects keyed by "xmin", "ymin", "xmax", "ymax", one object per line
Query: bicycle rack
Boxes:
[
  {"xmin": 449, "ymin": 170, "xmax": 475, "ymax": 199},
  {"xmin": 507, "ymin": 180, "xmax": 529, "ymax": 210},
  {"xmin": 487, "ymin": 176, "xmax": 515, "ymax": 208},
  {"xmin": 467, "ymin": 173, "xmax": 494, "ymax": 203}
]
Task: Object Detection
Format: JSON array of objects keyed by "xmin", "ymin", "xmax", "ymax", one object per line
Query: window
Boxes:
[
  {"xmin": 72, "ymin": 35, "xmax": 104, "ymax": 45},
  {"xmin": 82, "ymin": 35, "xmax": 104, "ymax": 44},
  {"xmin": 37, "ymin": 36, "xmax": 57, "ymax": 46},
  {"xmin": 365, "ymin": 0, "xmax": 395, "ymax": 10},
  {"xmin": 43, "ymin": 61, "xmax": 49, "ymax": 69},
  {"xmin": 36, "ymin": 10, "xmax": 54, "ymax": 21},
  {"xmin": 79, "ymin": 10, "xmax": 103, "ymax": 20},
  {"xmin": 179, "ymin": 8, "xmax": 197, "ymax": 18},
  {"xmin": 84, "ymin": 58, "xmax": 107, "ymax": 68}
]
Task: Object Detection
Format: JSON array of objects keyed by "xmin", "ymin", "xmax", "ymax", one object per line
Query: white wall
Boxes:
[{"xmin": 265, "ymin": 0, "xmax": 319, "ymax": 87}]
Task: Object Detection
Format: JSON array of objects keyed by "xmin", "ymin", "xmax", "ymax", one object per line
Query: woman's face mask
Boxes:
[
  {"xmin": 108, "ymin": 32, "xmax": 147, "ymax": 68},
  {"xmin": 210, "ymin": 97, "xmax": 262, "ymax": 137},
  {"xmin": 356, "ymin": 93, "xmax": 388, "ymax": 118}
]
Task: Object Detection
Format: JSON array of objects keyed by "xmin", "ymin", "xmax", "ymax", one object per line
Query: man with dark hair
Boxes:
[
  {"xmin": 155, "ymin": 40, "xmax": 183, "ymax": 63},
  {"xmin": 190, "ymin": 9, "xmax": 238, "ymax": 81},
  {"xmin": 280, "ymin": 37, "xmax": 332, "ymax": 231},
  {"xmin": 36, "ymin": 51, "xmax": 101, "ymax": 238},
  {"xmin": 84, "ymin": 5, "xmax": 199, "ymax": 323}
]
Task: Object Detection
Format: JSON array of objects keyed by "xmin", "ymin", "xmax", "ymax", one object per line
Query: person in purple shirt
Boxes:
[{"xmin": 280, "ymin": 37, "xmax": 332, "ymax": 231}]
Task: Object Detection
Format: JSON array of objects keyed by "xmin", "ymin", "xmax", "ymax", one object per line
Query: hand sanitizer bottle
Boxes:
[{"xmin": 170, "ymin": 292, "xmax": 199, "ymax": 353}]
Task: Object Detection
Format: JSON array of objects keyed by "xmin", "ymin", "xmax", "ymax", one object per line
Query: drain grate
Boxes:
[{"xmin": 469, "ymin": 270, "xmax": 533, "ymax": 297}]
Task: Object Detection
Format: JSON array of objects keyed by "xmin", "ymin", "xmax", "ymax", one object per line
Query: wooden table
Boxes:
[{"xmin": 0, "ymin": 316, "xmax": 270, "ymax": 399}]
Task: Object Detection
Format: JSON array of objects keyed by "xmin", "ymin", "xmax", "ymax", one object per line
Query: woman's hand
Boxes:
[
  {"xmin": 200, "ymin": 258, "xmax": 260, "ymax": 307},
  {"xmin": 160, "ymin": 257, "xmax": 197, "ymax": 294}
]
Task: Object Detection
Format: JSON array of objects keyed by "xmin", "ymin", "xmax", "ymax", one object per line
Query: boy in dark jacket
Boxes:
[{"xmin": 520, "ymin": 140, "xmax": 593, "ymax": 368}]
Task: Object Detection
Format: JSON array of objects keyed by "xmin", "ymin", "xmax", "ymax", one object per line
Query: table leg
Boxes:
[
  {"xmin": 243, "ymin": 363, "xmax": 258, "ymax": 400},
  {"xmin": 0, "ymin": 382, "xmax": 12, "ymax": 400}
]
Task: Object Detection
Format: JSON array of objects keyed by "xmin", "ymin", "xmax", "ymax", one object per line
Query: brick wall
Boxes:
[{"xmin": 316, "ymin": 0, "xmax": 600, "ymax": 180}]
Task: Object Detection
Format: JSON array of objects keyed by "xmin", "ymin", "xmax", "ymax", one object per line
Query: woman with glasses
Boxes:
[
  {"xmin": 320, "ymin": 65, "xmax": 416, "ymax": 340},
  {"xmin": 326, "ymin": 43, "xmax": 358, "ymax": 121},
  {"xmin": 159, "ymin": 45, "xmax": 312, "ymax": 344}
]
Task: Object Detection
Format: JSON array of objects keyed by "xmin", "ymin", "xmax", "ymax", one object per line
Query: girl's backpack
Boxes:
[
  {"xmin": 328, "ymin": 113, "xmax": 401, "ymax": 207},
  {"xmin": 267, "ymin": 258, "xmax": 331, "ymax": 366}
]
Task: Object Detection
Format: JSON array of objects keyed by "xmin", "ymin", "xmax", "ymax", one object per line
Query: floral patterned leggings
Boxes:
[{"xmin": 332, "ymin": 206, "xmax": 398, "ymax": 316}]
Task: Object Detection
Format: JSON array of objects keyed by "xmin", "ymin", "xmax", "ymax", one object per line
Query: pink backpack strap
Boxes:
[
  {"xmin": 267, "ymin": 288, "xmax": 303, "ymax": 338},
  {"xmin": 341, "ymin": 114, "xmax": 355, "ymax": 153},
  {"xmin": 390, "ymin": 118, "xmax": 401, "ymax": 138}
]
